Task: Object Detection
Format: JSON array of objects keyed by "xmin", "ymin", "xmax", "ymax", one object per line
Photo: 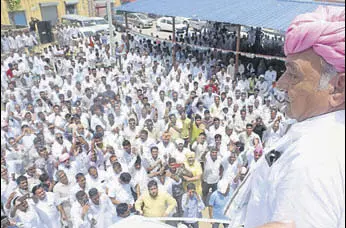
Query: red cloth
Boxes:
[
  {"xmin": 89, "ymin": 37, "xmax": 94, "ymax": 47},
  {"xmin": 6, "ymin": 69, "xmax": 13, "ymax": 79},
  {"xmin": 204, "ymin": 84, "xmax": 219, "ymax": 94}
]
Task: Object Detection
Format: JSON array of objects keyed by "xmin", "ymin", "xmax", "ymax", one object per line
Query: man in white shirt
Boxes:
[
  {"xmin": 238, "ymin": 123, "xmax": 261, "ymax": 152},
  {"xmin": 32, "ymin": 185, "xmax": 67, "ymax": 228},
  {"xmin": 85, "ymin": 166, "xmax": 108, "ymax": 194},
  {"xmin": 108, "ymin": 172, "xmax": 136, "ymax": 209},
  {"xmin": 262, "ymin": 121, "xmax": 283, "ymax": 149},
  {"xmin": 53, "ymin": 170, "xmax": 73, "ymax": 226},
  {"xmin": 264, "ymin": 66, "xmax": 277, "ymax": 85},
  {"xmin": 70, "ymin": 190, "xmax": 93, "ymax": 227},
  {"xmin": 88, "ymin": 188, "xmax": 117, "ymax": 227},
  {"xmin": 256, "ymin": 75, "xmax": 270, "ymax": 98},
  {"xmin": 226, "ymin": 6, "xmax": 345, "ymax": 228},
  {"xmin": 51, "ymin": 132, "xmax": 72, "ymax": 160},
  {"xmin": 191, "ymin": 133, "xmax": 208, "ymax": 164},
  {"xmin": 201, "ymin": 148, "xmax": 222, "ymax": 204},
  {"xmin": 10, "ymin": 196, "xmax": 45, "ymax": 228}
]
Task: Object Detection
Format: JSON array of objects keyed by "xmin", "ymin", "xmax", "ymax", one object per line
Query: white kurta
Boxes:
[{"xmin": 242, "ymin": 110, "xmax": 345, "ymax": 227}]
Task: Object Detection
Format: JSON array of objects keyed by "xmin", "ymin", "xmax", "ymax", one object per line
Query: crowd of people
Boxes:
[
  {"xmin": 1, "ymin": 20, "xmax": 289, "ymax": 228},
  {"xmin": 137, "ymin": 22, "xmax": 285, "ymax": 57},
  {"xmin": 1, "ymin": 30, "xmax": 39, "ymax": 54}
]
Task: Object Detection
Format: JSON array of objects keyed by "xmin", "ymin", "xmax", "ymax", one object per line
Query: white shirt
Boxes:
[
  {"xmin": 156, "ymin": 176, "xmax": 182, "ymax": 196},
  {"xmin": 70, "ymin": 201, "xmax": 91, "ymax": 228},
  {"xmin": 264, "ymin": 70, "xmax": 277, "ymax": 84},
  {"xmin": 203, "ymin": 153, "xmax": 222, "ymax": 184},
  {"xmin": 13, "ymin": 202, "xmax": 46, "ymax": 228},
  {"xmin": 89, "ymin": 194, "xmax": 117, "ymax": 228},
  {"xmin": 244, "ymin": 111, "xmax": 345, "ymax": 227},
  {"xmin": 108, "ymin": 182, "xmax": 135, "ymax": 205},
  {"xmin": 35, "ymin": 192, "xmax": 62, "ymax": 228},
  {"xmin": 86, "ymin": 171, "xmax": 108, "ymax": 194}
]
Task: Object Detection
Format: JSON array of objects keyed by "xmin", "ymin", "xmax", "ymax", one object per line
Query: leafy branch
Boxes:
[{"xmin": 6, "ymin": 0, "xmax": 21, "ymax": 12}]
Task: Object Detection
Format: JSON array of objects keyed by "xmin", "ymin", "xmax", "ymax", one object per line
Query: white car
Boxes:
[
  {"xmin": 156, "ymin": 17, "xmax": 187, "ymax": 33},
  {"xmin": 188, "ymin": 18, "xmax": 208, "ymax": 31},
  {"xmin": 61, "ymin": 15, "xmax": 115, "ymax": 36},
  {"xmin": 127, "ymin": 13, "xmax": 154, "ymax": 29}
]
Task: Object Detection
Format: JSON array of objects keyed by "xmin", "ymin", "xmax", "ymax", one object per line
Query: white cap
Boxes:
[
  {"xmin": 176, "ymin": 138, "xmax": 185, "ymax": 145},
  {"xmin": 217, "ymin": 179, "xmax": 229, "ymax": 194},
  {"xmin": 59, "ymin": 153, "xmax": 70, "ymax": 163}
]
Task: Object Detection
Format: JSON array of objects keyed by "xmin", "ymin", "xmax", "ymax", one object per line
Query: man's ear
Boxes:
[{"xmin": 329, "ymin": 73, "xmax": 345, "ymax": 108}]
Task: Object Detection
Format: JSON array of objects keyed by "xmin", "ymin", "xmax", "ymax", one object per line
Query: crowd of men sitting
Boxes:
[
  {"xmin": 1, "ymin": 25, "xmax": 289, "ymax": 228},
  {"xmin": 175, "ymin": 23, "xmax": 285, "ymax": 57}
]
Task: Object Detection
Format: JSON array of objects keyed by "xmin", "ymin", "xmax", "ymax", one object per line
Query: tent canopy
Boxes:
[{"xmin": 116, "ymin": 0, "xmax": 344, "ymax": 32}]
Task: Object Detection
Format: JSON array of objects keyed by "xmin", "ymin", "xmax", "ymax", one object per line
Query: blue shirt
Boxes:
[
  {"xmin": 209, "ymin": 190, "xmax": 232, "ymax": 221},
  {"xmin": 182, "ymin": 193, "xmax": 205, "ymax": 223}
]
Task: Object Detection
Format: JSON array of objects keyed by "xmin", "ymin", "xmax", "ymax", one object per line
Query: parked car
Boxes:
[
  {"xmin": 188, "ymin": 18, "xmax": 208, "ymax": 31},
  {"xmin": 127, "ymin": 13, "xmax": 154, "ymax": 29},
  {"xmin": 104, "ymin": 14, "xmax": 126, "ymax": 32},
  {"xmin": 176, "ymin": 17, "xmax": 190, "ymax": 25},
  {"xmin": 156, "ymin": 17, "xmax": 187, "ymax": 33},
  {"xmin": 61, "ymin": 14, "xmax": 115, "ymax": 35}
]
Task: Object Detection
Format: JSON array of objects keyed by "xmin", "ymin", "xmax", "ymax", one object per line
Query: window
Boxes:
[
  {"xmin": 8, "ymin": 11, "xmax": 27, "ymax": 26},
  {"xmin": 66, "ymin": 4, "xmax": 77, "ymax": 14}
]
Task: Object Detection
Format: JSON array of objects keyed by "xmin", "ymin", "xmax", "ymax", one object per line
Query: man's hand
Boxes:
[
  {"xmin": 82, "ymin": 204, "xmax": 90, "ymax": 217},
  {"xmin": 61, "ymin": 214, "xmax": 68, "ymax": 221},
  {"xmin": 165, "ymin": 171, "xmax": 172, "ymax": 178},
  {"xmin": 7, "ymin": 192, "xmax": 17, "ymax": 204}
]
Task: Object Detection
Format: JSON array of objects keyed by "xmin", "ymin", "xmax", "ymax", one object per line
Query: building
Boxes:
[{"xmin": 1, "ymin": 0, "xmax": 122, "ymax": 26}]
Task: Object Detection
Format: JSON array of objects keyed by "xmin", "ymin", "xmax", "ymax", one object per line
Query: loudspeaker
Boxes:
[{"xmin": 38, "ymin": 21, "xmax": 53, "ymax": 44}]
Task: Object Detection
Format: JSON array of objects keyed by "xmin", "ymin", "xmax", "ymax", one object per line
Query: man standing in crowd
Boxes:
[{"xmin": 135, "ymin": 180, "xmax": 177, "ymax": 218}]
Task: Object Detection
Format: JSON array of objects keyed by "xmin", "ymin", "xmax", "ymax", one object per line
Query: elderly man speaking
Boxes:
[{"xmin": 226, "ymin": 6, "xmax": 345, "ymax": 228}]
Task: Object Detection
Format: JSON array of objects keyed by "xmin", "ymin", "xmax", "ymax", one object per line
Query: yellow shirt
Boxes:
[
  {"xmin": 190, "ymin": 123, "xmax": 206, "ymax": 144},
  {"xmin": 180, "ymin": 118, "xmax": 191, "ymax": 139},
  {"xmin": 135, "ymin": 191, "xmax": 177, "ymax": 217},
  {"xmin": 183, "ymin": 162, "xmax": 203, "ymax": 195}
]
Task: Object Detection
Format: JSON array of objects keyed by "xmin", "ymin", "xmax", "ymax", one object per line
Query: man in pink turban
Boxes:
[{"xmin": 225, "ymin": 6, "xmax": 345, "ymax": 228}]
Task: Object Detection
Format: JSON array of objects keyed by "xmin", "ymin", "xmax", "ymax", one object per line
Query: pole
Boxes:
[
  {"xmin": 125, "ymin": 12, "xmax": 130, "ymax": 53},
  {"xmin": 89, "ymin": 0, "xmax": 95, "ymax": 16},
  {"xmin": 235, "ymin": 25, "xmax": 241, "ymax": 76},
  {"xmin": 125, "ymin": 12, "xmax": 129, "ymax": 30},
  {"xmin": 107, "ymin": 0, "xmax": 115, "ymax": 57},
  {"xmin": 172, "ymin": 16, "xmax": 176, "ymax": 66}
]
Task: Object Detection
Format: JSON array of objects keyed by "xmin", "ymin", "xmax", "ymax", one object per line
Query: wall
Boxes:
[{"xmin": 1, "ymin": 0, "xmax": 92, "ymax": 26}]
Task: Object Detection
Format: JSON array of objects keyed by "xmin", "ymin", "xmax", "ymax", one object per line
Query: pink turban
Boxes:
[
  {"xmin": 254, "ymin": 146, "xmax": 263, "ymax": 155},
  {"xmin": 285, "ymin": 6, "xmax": 345, "ymax": 73}
]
